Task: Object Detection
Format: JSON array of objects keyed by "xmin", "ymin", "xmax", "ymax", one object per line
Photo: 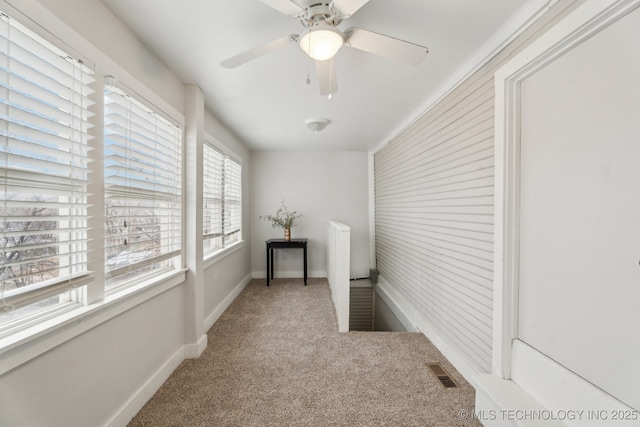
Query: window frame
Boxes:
[
  {"xmin": 202, "ymin": 136, "xmax": 242, "ymax": 261},
  {"xmin": 0, "ymin": 5, "xmax": 187, "ymax": 344},
  {"xmin": 103, "ymin": 82, "xmax": 184, "ymax": 294},
  {"xmin": 0, "ymin": 9, "xmax": 93, "ymax": 331}
]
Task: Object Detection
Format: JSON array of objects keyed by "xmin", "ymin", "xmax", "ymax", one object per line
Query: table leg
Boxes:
[
  {"xmin": 303, "ymin": 243, "xmax": 307, "ymax": 286},
  {"xmin": 266, "ymin": 244, "xmax": 270, "ymax": 287},
  {"xmin": 270, "ymin": 248, "xmax": 274, "ymax": 280}
]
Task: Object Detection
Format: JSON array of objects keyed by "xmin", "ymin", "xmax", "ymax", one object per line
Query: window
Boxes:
[
  {"xmin": 0, "ymin": 8, "xmax": 186, "ymax": 340},
  {"xmin": 104, "ymin": 84, "xmax": 182, "ymax": 291},
  {"xmin": 223, "ymin": 156, "xmax": 241, "ymax": 246},
  {"xmin": 0, "ymin": 11, "xmax": 93, "ymax": 326},
  {"xmin": 203, "ymin": 142, "xmax": 241, "ymax": 255},
  {"xmin": 203, "ymin": 144, "xmax": 222, "ymax": 253}
]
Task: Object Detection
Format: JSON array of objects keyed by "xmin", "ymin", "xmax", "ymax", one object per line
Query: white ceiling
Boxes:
[{"xmin": 100, "ymin": 0, "xmax": 527, "ymax": 151}]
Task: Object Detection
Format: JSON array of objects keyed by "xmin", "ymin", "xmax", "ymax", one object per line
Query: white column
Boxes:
[{"xmin": 183, "ymin": 84, "xmax": 206, "ymax": 357}]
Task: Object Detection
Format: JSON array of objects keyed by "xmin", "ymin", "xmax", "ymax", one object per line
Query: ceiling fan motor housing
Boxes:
[{"xmin": 300, "ymin": 3, "xmax": 343, "ymax": 27}]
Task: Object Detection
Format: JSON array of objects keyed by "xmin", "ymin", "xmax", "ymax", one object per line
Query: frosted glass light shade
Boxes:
[
  {"xmin": 305, "ymin": 118, "xmax": 331, "ymax": 132},
  {"xmin": 299, "ymin": 26, "xmax": 344, "ymax": 61}
]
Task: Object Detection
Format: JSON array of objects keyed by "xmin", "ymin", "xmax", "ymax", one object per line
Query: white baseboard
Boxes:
[
  {"xmin": 475, "ymin": 373, "xmax": 564, "ymax": 427},
  {"xmin": 107, "ymin": 274, "xmax": 253, "ymax": 426},
  {"xmin": 106, "ymin": 346, "xmax": 184, "ymax": 427},
  {"xmin": 183, "ymin": 333, "xmax": 207, "ymax": 359},
  {"xmin": 510, "ymin": 340, "xmax": 638, "ymax": 426},
  {"xmin": 375, "ymin": 276, "xmax": 481, "ymax": 388},
  {"xmin": 204, "ymin": 273, "xmax": 251, "ymax": 331},
  {"xmin": 252, "ymin": 270, "xmax": 326, "ymax": 280},
  {"xmin": 476, "ymin": 341, "xmax": 639, "ymax": 427},
  {"xmin": 373, "ymin": 281, "xmax": 418, "ymax": 333}
]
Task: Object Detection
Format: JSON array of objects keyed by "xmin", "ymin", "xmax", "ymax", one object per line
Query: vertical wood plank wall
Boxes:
[{"xmin": 373, "ymin": 0, "xmax": 582, "ymax": 373}]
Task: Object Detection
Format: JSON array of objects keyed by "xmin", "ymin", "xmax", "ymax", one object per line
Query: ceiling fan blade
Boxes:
[
  {"xmin": 220, "ymin": 35, "xmax": 297, "ymax": 68},
  {"xmin": 332, "ymin": 0, "xmax": 370, "ymax": 17},
  {"xmin": 345, "ymin": 28, "xmax": 428, "ymax": 65},
  {"xmin": 316, "ymin": 58, "xmax": 337, "ymax": 96},
  {"xmin": 259, "ymin": 0, "xmax": 304, "ymax": 17}
]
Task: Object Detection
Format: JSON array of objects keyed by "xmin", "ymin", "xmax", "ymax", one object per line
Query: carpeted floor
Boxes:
[{"xmin": 129, "ymin": 278, "xmax": 481, "ymax": 426}]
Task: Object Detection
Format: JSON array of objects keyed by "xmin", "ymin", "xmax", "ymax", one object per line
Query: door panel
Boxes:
[{"xmin": 518, "ymin": 7, "xmax": 640, "ymax": 410}]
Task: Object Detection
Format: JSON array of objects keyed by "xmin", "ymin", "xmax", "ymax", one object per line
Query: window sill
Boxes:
[
  {"xmin": 0, "ymin": 268, "xmax": 187, "ymax": 376},
  {"xmin": 204, "ymin": 240, "xmax": 244, "ymax": 270}
]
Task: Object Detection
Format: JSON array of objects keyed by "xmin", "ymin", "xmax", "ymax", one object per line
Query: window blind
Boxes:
[
  {"xmin": 203, "ymin": 143, "xmax": 223, "ymax": 253},
  {"xmin": 0, "ymin": 11, "xmax": 93, "ymax": 318},
  {"xmin": 104, "ymin": 85, "xmax": 182, "ymax": 289},
  {"xmin": 203, "ymin": 142, "xmax": 241, "ymax": 255},
  {"xmin": 223, "ymin": 156, "xmax": 241, "ymax": 245}
]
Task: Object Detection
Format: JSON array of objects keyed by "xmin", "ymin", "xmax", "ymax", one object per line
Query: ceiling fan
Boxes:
[{"xmin": 220, "ymin": 0, "xmax": 429, "ymax": 96}]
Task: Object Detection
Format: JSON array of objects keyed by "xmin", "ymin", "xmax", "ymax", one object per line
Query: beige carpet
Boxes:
[{"xmin": 129, "ymin": 278, "xmax": 481, "ymax": 426}]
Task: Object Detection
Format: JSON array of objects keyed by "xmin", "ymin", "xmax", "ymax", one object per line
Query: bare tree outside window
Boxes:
[
  {"xmin": 105, "ymin": 198, "xmax": 165, "ymax": 269},
  {"xmin": 0, "ymin": 192, "xmax": 59, "ymax": 292}
]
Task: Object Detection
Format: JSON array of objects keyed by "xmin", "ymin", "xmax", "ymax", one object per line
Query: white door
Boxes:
[{"xmin": 518, "ymin": 5, "xmax": 640, "ymax": 410}]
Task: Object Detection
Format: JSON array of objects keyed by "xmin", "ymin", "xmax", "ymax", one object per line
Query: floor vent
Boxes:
[{"xmin": 426, "ymin": 363, "xmax": 458, "ymax": 388}]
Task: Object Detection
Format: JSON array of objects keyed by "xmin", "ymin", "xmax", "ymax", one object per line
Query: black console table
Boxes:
[{"xmin": 266, "ymin": 238, "xmax": 308, "ymax": 286}]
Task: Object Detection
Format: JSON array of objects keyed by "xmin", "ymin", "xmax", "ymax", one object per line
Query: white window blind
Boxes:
[
  {"xmin": 203, "ymin": 143, "xmax": 223, "ymax": 253},
  {"xmin": 223, "ymin": 156, "xmax": 241, "ymax": 245},
  {"xmin": 0, "ymin": 11, "xmax": 93, "ymax": 322},
  {"xmin": 203, "ymin": 142, "xmax": 241, "ymax": 255},
  {"xmin": 104, "ymin": 85, "xmax": 182, "ymax": 290}
]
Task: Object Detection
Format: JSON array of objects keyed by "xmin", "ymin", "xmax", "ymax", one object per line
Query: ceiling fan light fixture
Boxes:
[
  {"xmin": 299, "ymin": 26, "xmax": 344, "ymax": 61},
  {"xmin": 305, "ymin": 118, "xmax": 331, "ymax": 133}
]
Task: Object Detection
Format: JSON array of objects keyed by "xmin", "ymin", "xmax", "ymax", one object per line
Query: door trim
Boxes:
[{"xmin": 493, "ymin": 0, "xmax": 640, "ymax": 379}]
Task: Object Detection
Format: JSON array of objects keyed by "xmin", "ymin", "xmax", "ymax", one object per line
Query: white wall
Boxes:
[
  {"xmin": 203, "ymin": 112, "xmax": 253, "ymax": 327},
  {"xmin": 32, "ymin": 0, "xmax": 184, "ymax": 116},
  {"xmin": 0, "ymin": 1, "xmax": 253, "ymax": 426},
  {"xmin": 251, "ymin": 150, "xmax": 370, "ymax": 280},
  {"xmin": 0, "ymin": 286, "xmax": 185, "ymax": 427}
]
